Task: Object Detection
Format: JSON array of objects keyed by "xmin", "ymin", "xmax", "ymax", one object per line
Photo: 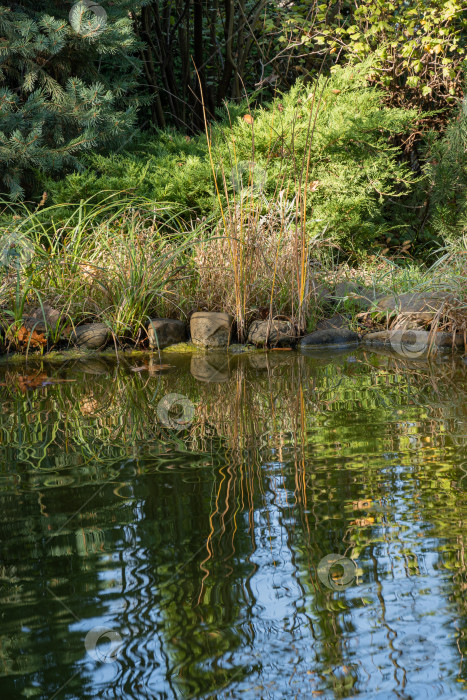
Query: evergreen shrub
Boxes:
[{"xmin": 48, "ymin": 63, "xmax": 419, "ymax": 254}]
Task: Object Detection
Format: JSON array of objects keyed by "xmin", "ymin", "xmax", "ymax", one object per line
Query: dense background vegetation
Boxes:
[
  {"xmin": 0, "ymin": 0, "xmax": 467, "ymax": 243},
  {"xmin": 1, "ymin": 1, "xmax": 465, "ymax": 252},
  {"xmin": 0, "ymin": 1, "xmax": 465, "ymax": 348}
]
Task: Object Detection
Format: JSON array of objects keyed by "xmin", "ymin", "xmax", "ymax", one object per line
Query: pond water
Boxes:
[{"xmin": 0, "ymin": 347, "xmax": 467, "ymax": 699}]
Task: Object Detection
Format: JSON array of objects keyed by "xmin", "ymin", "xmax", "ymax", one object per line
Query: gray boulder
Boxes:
[
  {"xmin": 333, "ymin": 282, "xmax": 380, "ymax": 311},
  {"xmin": 375, "ymin": 291, "xmax": 456, "ymax": 331},
  {"xmin": 310, "ymin": 279, "xmax": 334, "ymax": 307},
  {"xmin": 247, "ymin": 319, "xmax": 296, "ymax": 347},
  {"xmin": 190, "ymin": 312, "xmax": 234, "ymax": 347},
  {"xmin": 315, "ymin": 313, "xmax": 351, "ymax": 331},
  {"xmin": 300, "ymin": 328, "xmax": 359, "ymax": 348},
  {"xmin": 24, "ymin": 304, "xmax": 61, "ymax": 332},
  {"xmin": 376, "ymin": 291, "xmax": 453, "ymax": 313},
  {"xmin": 70, "ymin": 323, "xmax": 110, "ymax": 349},
  {"xmin": 334, "ymin": 281, "xmax": 361, "ymax": 298},
  {"xmin": 362, "ymin": 329, "xmax": 464, "ymax": 355}
]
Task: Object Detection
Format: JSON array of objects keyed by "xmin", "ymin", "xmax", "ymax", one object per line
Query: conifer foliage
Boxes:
[
  {"xmin": 48, "ymin": 64, "xmax": 419, "ymax": 254},
  {"xmin": 425, "ymin": 94, "xmax": 467, "ymax": 242},
  {"xmin": 0, "ymin": 2, "xmax": 144, "ymax": 199}
]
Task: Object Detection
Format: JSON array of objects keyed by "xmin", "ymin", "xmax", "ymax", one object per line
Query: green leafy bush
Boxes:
[
  {"xmin": 47, "ymin": 131, "xmax": 212, "ymax": 210},
  {"xmin": 274, "ymin": 0, "xmax": 466, "ymax": 114},
  {"xmin": 48, "ymin": 63, "xmax": 418, "ymax": 254}
]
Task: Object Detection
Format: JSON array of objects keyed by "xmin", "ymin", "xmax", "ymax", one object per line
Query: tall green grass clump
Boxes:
[{"xmin": 0, "ymin": 196, "xmax": 202, "ymax": 348}]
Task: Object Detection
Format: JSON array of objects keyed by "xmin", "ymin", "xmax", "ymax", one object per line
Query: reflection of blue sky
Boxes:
[
  {"xmin": 70, "ymin": 457, "xmax": 463, "ymax": 698},
  {"xmin": 209, "ymin": 459, "xmax": 461, "ymax": 697}
]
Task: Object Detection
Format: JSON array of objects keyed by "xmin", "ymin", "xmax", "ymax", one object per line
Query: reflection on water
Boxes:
[{"xmin": 0, "ymin": 348, "xmax": 467, "ymax": 699}]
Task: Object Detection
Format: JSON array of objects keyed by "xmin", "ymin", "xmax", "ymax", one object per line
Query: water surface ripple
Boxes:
[{"xmin": 0, "ymin": 349, "xmax": 466, "ymax": 698}]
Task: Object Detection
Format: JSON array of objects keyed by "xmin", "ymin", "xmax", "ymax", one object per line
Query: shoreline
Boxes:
[{"xmin": 0, "ymin": 336, "xmax": 465, "ymax": 367}]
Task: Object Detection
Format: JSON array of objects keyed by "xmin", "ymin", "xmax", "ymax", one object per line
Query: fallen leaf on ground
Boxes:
[{"xmin": 16, "ymin": 326, "xmax": 47, "ymax": 348}]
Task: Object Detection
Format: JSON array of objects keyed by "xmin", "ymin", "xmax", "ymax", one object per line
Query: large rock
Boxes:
[
  {"xmin": 70, "ymin": 323, "xmax": 110, "ymax": 349},
  {"xmin": 300, "ymin": 328, "xmax": 359, "ymax": 348},
  {"xmin": 310, "ymin": 279, "xmax": 334, "ymax": 307},
  {"xmin": 147, "ymin": 318, "xmax": 186, "ymax": 349},
  {"xmin": 358, "ymin": 291, "xmax": 381, "ymax": 310},
  {"xmin": 24, "ymin": 304, "xmax": 61, "ymax": 332},
  {"xmin": 247, "ymin": 319, "xmax": 296, "ymax": 347},
  {"xmin": 334, "ymin": 281, "xmax": 361, "ymax": 298},
  {"xmin": 362, "ymin": 329, "xmax": 464, "ymax": 355},
  {"xmin": 190, "ymin": 312, "xmax": 234, "ymax": 347},
  {"xmin": 376, "ymin": 291, "xmax": 453, "ymax": 314}
]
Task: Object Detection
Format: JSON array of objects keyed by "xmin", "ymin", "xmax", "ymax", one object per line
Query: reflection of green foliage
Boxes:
[{"xmin": 0, "ymin": 351, "xmax": 466, "ymax": 697}]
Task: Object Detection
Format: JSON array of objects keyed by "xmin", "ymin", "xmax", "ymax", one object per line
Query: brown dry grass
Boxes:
[{"xmin": 191, "ymin": 197, "xmax": 332, "ymax": 338}]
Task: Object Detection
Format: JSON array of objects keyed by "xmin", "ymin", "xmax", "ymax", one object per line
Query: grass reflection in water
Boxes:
[{"xmin": 0, "ymin": 348, "xmax": 466, "ymax": 699}]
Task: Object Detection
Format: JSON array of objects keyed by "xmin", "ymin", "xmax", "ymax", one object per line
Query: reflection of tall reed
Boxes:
[
  {"xmin": 1, "ymin": 354, "xmax": 467, "ymax": 696},
  {"xmin": 0, "ymin": 353, "xmax": 465, "ymax": 471}
]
